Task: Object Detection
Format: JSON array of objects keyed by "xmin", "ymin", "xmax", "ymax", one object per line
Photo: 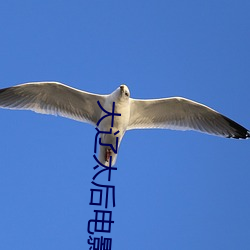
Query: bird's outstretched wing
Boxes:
[
  {"xmin": 128, "ymin": 97, "xmax": 249, "ymax": 139},
  {"xmin": 0, "ymin": 82, "xmax": 106, "ymax": 125}
]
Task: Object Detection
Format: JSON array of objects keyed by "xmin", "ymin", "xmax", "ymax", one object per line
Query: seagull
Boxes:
[{"xmin": 0, "ymin": 82, "xmax": 249, "ymax": 166}]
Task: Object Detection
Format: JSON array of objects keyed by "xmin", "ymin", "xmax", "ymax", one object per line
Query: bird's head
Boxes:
[
  {"xmin": 110, "ymin": 84, "xmax": 130, "ymax": 103},
  {"xmin": 119, "ymin": 84, "xmax": 130, "ymax": 99}
]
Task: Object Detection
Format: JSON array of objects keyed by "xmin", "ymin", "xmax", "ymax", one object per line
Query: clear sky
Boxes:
[{"xmin": 0, "ymin": 1, "xmax": 249, "ymax": 250}]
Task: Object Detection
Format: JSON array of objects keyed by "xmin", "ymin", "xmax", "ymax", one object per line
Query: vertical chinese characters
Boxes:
[{"xmin": 87, "ymin": 101, "xmax": 121, "ymax": 250}]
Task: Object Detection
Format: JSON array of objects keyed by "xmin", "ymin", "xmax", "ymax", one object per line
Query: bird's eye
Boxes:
[{"xmin": 125, "ymin": 92, "xmax": 129, "ymax": 97}]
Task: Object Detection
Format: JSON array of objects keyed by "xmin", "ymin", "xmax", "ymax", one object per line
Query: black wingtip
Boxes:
[
  {"xmin": 222, "ymin": 115, "xmax": 250, "ymax": 139},
  {"xmin": 247, "ymin": 131, "xmax": 250, "ymax": 138},
  {"xmin": 0, "ymin": 88, "xmax": 8, "ymax": 94}
]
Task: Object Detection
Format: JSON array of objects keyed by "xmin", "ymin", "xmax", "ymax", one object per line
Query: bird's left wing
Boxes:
[
  {"xmin": 128, "ymin": 97, "xmax": 249, "ymax": 139},
  {"xmin": 0, "ymin": 82, "xmax": 106, "ymax": 125}
]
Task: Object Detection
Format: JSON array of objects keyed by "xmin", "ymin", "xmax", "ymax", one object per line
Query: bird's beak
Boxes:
[{"xmin": 120, "ymin": 85, "xmax": 124, "ymax": 93}]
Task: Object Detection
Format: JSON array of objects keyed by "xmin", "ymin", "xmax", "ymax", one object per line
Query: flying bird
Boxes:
[{"xmin": 0, "ymin": 82, "xmax": 249, "ymax": 166}]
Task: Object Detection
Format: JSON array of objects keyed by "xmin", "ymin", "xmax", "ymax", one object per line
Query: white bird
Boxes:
[{"xmin": 0, "ymin": 82, "xmax": 249, "ymax": 166}]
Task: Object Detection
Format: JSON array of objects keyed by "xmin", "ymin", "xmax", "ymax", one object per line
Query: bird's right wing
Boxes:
[
  {"xmin": 0, "ymin": 82, "xmax": 107, "ymax": 125},
  {"xmin": 128, "ymin": 97, "xmax": 249, "ymax": 139}
]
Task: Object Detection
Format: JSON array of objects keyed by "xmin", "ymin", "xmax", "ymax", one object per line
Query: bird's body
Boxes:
[
  {"xmin": 97, "ymin": 86, "xmax": 130, "ymax": 166},
  {"xmin": 0, "ymin": 82, "xmax": 249, "ymax": 166}
]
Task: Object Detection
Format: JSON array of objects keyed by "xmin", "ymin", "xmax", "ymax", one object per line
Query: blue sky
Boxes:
[{"xmin": 0, "ymin": 1, "xmax": 249, "ymax": 249}]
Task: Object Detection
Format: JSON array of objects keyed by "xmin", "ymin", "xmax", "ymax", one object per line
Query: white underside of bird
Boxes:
[{"xmin": 0, "ymin": 82, "xmax": 249, "ymax": 166}]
